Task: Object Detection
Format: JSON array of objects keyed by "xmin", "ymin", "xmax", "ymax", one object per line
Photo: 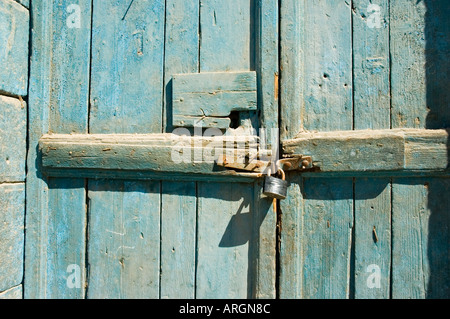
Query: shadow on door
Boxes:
[{"xmin": 424, "ymin": 0, "xmax": 450, "ymax": 298}]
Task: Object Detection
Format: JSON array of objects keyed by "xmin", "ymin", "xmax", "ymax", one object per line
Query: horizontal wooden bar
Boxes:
[
  {"xmin": 282, "ymin": 128, "xmax": 449, "ymax": 176},
  {"xmin": 39, "ymin": 133, "xmax": 264, "ymax": 182}
]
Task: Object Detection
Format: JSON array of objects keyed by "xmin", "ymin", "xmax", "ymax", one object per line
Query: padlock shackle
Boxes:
[{"xmin": 277, "ymin": 168, "xmax": 285, "ymax": 181}]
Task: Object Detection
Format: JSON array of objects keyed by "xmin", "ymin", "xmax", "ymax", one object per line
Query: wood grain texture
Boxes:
[
  {"xmin": 87, "ymin": 180, "xmax": 161, "ymax": 299},
  {"xmin": 279, "ymin": 0, "xmax": 302, "ymax": 140},
  {"xmin": 200, "ymin": 0, "xmax": 258, "ymax": 130},
  {"xmin": 390, "ymin": 0, "xmax": 427, "ymax": 129},
  {"xmin": 172, "ymin": 72, "xmax": 257, "ymax": 128},
  {"xmin": 352, "ymin": 0, "xmax": 392, "ymax": 299},
  {"xmin": 87, "ymin": 0, "xmax": 166, "ymax": 299},
  {"xmin": 354, "ymin": 178, "xmax": 391, "ymax": 299},
  {"xmin": 0, "ymin": 95, "xmax": 26, "ymax": 182},
  {"xmin": 392, "ymin": 178, "xmax": 450, "ymax": 299},
  {"xmin": 160, "ymin": 1, "xmax": 199, "ymax": 299},
  {"xmin": 390, "ymin": 0, "xmax": 449, "ymax": 299},
  {"xmin": 195, "ymin": 0, "xmax": 276, "ymax": 298},
  {"xmin": 283, "ymin": 129, "xmax": 449, "ymax": 174},
  {"xmin": 25, "ymin": 0, "xmax": 92, "ymax": 298},
  {"xmin": 0, "ymin": 183, "xmax": 24, "ymax": 293},
  {"xmin": 301, "ymin": 177, "xmax": 354, "ymax": 298},
  {"xmin": 352, "ymin": 0, "xmax": 390, "ymax": 130},
  {"xmin": 196, "ymin": 182, "xmax": 255, "ymax": 298},
  {"xmin": 163, "ymin": 0, "xmax": 199, "ymax": 132},
  {"xmin": 300, "ymin": 0, "xmax": 353, "ymax": 132},
  {"xmin": 199, "ymin": 0, "xmax": 252, "ymax": 72},
  {"xmin": 255, "ymin": 0, "xmax": 279, "ymax": 145},
  {"xmin": 279, "ymin": 0, "xmax": 354, "ymax": 299},
  {"xmin": 253, "ymin": 180, "xmax": 277, "ymax": 298},
  {"xmin": 160, "ymin": 181, "xmax": 196, "ymax": 299},
  {"xmin": 45, "ymin": 178, "xmax": 86, "ymax": 299},
  {"xmin": 89, "ymin": 0, "xmax": 165, "ymax": 134},
  {"xmin": 278, "ymin": 173, "xmax": 302, "ymax": 298},
  {"xmin": 39, "ymin": 133, "xmax": 261, "ymax": 182},
  {"xmin": 0, "ymin": 0, "xmax": 29, "ymax": 96}
]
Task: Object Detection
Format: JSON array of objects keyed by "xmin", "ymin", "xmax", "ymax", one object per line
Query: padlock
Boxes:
[{"xmin": 263, "ymin": 168, "xmax": 288, "ymax": 200}]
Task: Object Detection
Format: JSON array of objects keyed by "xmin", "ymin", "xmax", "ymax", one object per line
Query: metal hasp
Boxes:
[
  {"xmin": 278, "ymin": 155, "xmax": 313, "ymax": 171},
  {"xmin": 216, "ymin": 154, "xmax": 313, "ymax": 174}
]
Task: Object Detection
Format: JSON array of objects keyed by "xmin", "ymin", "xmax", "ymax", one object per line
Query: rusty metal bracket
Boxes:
[
  {"xmin": 279, "ymin": 155, "xmax": 313, "ymax": 171},
  {"xmin": 216, "ymin": 154, "xmax": 313, "ymax": 173}
]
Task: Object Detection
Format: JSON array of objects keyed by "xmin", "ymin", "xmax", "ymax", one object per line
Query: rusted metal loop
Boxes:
[{"xmin": 277, "ymin": 168, "xmax": 286, "ymax": 181}]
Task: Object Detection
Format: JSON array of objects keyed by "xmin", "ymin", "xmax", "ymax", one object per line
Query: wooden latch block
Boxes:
[{"xmin": 172, "ymin": 71, "xmax": 257, "ymax": 128}]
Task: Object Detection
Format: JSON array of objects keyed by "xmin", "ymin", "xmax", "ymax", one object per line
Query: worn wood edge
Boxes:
[
  {"xmin": 283, "ymin": 129, "xmax": 449, "ymax": 174},
  {"xmin": 0, "ymin": 284, "xmax": 22, "ymax": 299},
  {"xmin": 172, "ymin": 71, "xmax": 257, "ymax": 93},
  {"xmin": 39, "ymin": 133, "xmax": 260, "ymax": 145},
  {"xmin": 24, "ymin": 0, "xmax": 52, "ymax": 298},
  {"xmin": 42, "ymin": 168, "xmax": 261, "ymax": 183}
]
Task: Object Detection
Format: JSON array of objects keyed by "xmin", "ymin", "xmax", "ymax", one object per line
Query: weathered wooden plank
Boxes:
[
  {"xmin": 160, "ymin": 0, "xmax": 199, "ymax": 299},
  {"xmin": 173, "ymin": 71, "xmax": 257, "ymax": 94},
  {"xmin": 86, "ymin": 181, "xmax": 160, "ymax": 298},
  {"xmin": 200, "ymin": 0, "xmax": 258, "ymax": 130},
  {"xmin": 354, "ymin": 178, "xmax": 391, "ymax": 298},
  {"xmin": 25, "ymin": 0, "xmax": 92, "ymax": 298},
  {"xmin": 174, "ymin": 90, "xmax": 257, "ymax": 115},
  {"xmin": 87, "ymin": 0, "xmax": 166, "ymax": 299},
  {"xmin": 0, "ymin": 284, "xmax": 22, "ymax": 299},
  {"xmin": 280, "ymin": 0, "xmax": 354, "ymax": 299},
  {"xmin": 392, "ymin": 178, "xmax": 450, "ymax": 299},
  {"xmin": 352, "ymin": 0, "xmax": 390, "ymax": 129},
  {"xmin": 42, "ymin": 168, "xmax": 260, "ymax": 184},
  {"xmin": 279, "ymin": 0, "xmax": 302, "ymax": 140},
  {"xmin": 283, "ymin": 129, "xmax": 449, "ymax": 174},
  {"xmin": 163, "ymin": 0, "xmax": 199, "ymax": 132},
  {"xmin": 89, "ymin": 0, "xmax": 165, "ymax": 134},
  {"xmin": 39, "ymin": 133, "xmax": 262, "ymax": 181},
  {"xmin": 301, "ymin": 0, "xmax": 353, "ymax": 132},
  {"xmin": 45, "ymin": 178, "xmax": 86, "ymax": 299},
  {"xmin": 160, "ymin": 181, "xmax": 196, "ymax": 299},
  {"xmin": 196, "ymin": 0, "xmax": 276, "ymax": 298},
  {"xmin": 196, "ymin": 182, "xmax": 256, "ymax": 298},
  {"xmin": 253, "ymin": 179, "xmax": 277, "ymax": 298},
  {"xmin": 390, "ymin": 0, "xmax": 427, "ymax": 129},
  {"xmin": 0, "ymin": 183, "xmax": 24, "ymax": 293},
  {"xmin": 0, "ymin": 95, "xmax": 26, "ymax": 182},
  {"xmin": 278, "ymin": 174, "xmax": 302, "ymax": 299},
  {"xmin": 24, "ymin": 0, "xmax": 51, "ymax": 296},
  {"xmin": 422, "ymin": 178, "xmax": 450, "ymax": 298},
  {"xmin": 392, "ymin": 179, "xmax": 427, "ymax": 299},
  {"xmin": 255, "ymin": 0, "xmax": 279, "ymax": 145},
  {"xmin": 301, "ymin": 177, "xmax": 354, "ymax": 298},
  {"xmin": 199, "ymin": 0, "xmax": 252, "ymax": 72},
  {"xmin": 0, "ymin": 0, "xmax": 29, "ymax": 96},
  {"xmin": 390, "ymin": 0, "xmax": 449, "ymax": 299},
  {"xmin": 352, "ymin": 0, "xmax": 392, "ymax": 299},
  {"xmin": 172, "ymin": 116, "xmax": 232, "ymax": 129},
  {"xmin": 86, "ymin": 180, "xmax": 161, "ymax": 299}
]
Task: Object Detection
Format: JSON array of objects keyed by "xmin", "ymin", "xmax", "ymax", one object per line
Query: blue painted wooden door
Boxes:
[
  {"xmin": 278, "ymin": 0, "xmax": 449, "ymax": 299},
  {"xmin": 25, "ymin": 0, "xmax": 278, "ymax": 298},
  {"xmin": 24, "ymin": 0, "xmax": 449, "ymax": 299}
]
